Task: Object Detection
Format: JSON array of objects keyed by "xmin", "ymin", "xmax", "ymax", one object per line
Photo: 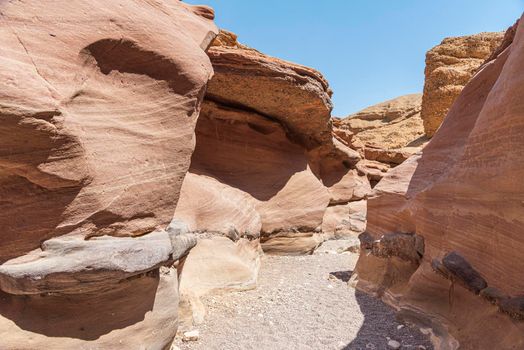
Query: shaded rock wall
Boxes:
[
  {"xmin": 354, "ymin": 17, "xmax": 524, "ymax": 349},
  {"xmin": 0, "ymin": 1, "xmax": 217, "ymax": 348}
]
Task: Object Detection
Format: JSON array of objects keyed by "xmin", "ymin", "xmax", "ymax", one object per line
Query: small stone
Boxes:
[
  {"xmin": 348, "ymin": 273, "xmax": 359, "ymax": 288},
  {"xmin": 327, "ymin": 284, "xmax": 334, "ymax": 289},
  {"xmin": 480, "ymin": 286, "xmax": 507, "ymax": 305},
  {"xmin": 387, "ymin": 340, "xmax": 401, "ymax": 349},
  {"xmin": 182, "ymin": 330, "xmax": 199, "ymax": 342},
  {"xmin": 347, "ymin": 244, "xmax": 360, "ymax": 253},
  {"xmin": 417, "ymin": 346, "xmax": 427, "ymax": 350},
  {"xmin": 499, "ymin": 296, "xmax": 524, "ymax": 320},
  {"xmin": 171, "ymin": 346, "xmax": 181, "ymax": 350},
  {"xmin": 396, "ymin": 324, "xmax": 405, "ymax": 330},
  {"xmin": 442, "ymin": 251, "xmax": 487, "ymax": 294}
]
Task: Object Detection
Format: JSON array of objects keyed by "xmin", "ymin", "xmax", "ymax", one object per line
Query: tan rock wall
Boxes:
[{"xmin": 421, "ymin": 32, "xmax": 504, "ymax": 137}]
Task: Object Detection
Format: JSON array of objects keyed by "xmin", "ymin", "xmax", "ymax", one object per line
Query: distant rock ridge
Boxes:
[{"xmin": 337, "ymin": 93, "xmax": 427, "ymax": 185}]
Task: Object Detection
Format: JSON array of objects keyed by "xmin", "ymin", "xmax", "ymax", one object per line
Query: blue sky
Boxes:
[{"xmin": 186, "ymin": 0, "xmax": 523, "ymax": 116}]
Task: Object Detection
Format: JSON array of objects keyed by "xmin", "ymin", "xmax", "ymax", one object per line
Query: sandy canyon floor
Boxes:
[{"xmin": 174, "ymin": 241, "xmax": 433, "ymax": 350}]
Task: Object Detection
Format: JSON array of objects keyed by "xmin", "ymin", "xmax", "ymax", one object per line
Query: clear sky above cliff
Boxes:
[{"xmin": 186, "ymin": 0, "xmax": 523, "ymax": 116}]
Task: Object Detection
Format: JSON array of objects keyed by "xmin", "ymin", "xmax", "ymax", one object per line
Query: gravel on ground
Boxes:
[{"xmin": 174, "ymin": 245, "xmax": 433, "ymax": 350}]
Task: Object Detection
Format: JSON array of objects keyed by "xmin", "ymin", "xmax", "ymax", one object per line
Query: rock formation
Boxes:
[
  {"xmin": 337, "ymin": 94, "xmax": 427, "ymax": 184},
  {"xmin": 0, "ymin": 1, "xmax": 217, "ymax": 348},
  {"xmin": 3, "ymin": 1, "xmax": 519, "ymax": 348},
  {"xmin": 173, "ymin": 31, "xmax": 376, "ymax": 325},
  {"xmin": 340, "ymin": 94, "xmax": 424, "ymax": 151},
  {"xmin": 354, "ymin": 17, "xmax": 524, "ymax": 349},
  {"xmin": 174, "ymin": 30, "xmax": 370, "ymax": 260},
  {"xmin": 178, "ymin": 236, "xmax": 262, "ymax": 330},
  {"xmin": 421, "ymin": 32, "xmax": 504, "ymax": 137}
]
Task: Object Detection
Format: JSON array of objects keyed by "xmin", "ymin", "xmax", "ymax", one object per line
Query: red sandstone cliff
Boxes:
[
  {"xmin": 354, "ymin": 17, "xmax": 524, "ymax": 349},
  {"xmin": 0, "ymin": 1, "xmax": 217, "ymax": 348}
]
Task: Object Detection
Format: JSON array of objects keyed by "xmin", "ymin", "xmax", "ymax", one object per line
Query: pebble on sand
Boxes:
[
  {"xmin": 182, "ymin": 330, "xmax": 200, "ymax": 342},
  {"xmin": 388, "ymin": 339, "xmax": 401, "ymax": 349}
]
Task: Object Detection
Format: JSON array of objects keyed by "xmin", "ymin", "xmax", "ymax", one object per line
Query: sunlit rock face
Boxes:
[
  {"xmin": 0, "ymin": 0, "xmax": 217, "ymax": 348},
  {"xmin": 337, "ymin": 93, "xmax": 427, "ymax": 186},
  {"xmin": 421, "ymin": 31, "xmax": 504, "ymax": 137},
  {"xmin": 354, "ymin": 17, "xmax": 524, "ymax": 349},
  {"xmin": 340, "ymin": 94, "xmax": 424, "ymax": 151},
  {"xmin": 206, "ymin": 30, "xmax": 334, "ymax": 150}
]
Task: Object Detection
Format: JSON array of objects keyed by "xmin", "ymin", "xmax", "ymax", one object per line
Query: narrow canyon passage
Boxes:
[
  {"xmin": 0, "ymin": 1, "xmax": 521, "ymax": 349},
  {"xmin": 174, "ymin": 242, "xmax": 433, "ymax": 350}
]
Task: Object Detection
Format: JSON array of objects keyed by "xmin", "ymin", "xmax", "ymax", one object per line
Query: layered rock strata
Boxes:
[
  {"xmin": 0, "ymin": 1, "xmax": 217, "ymax": 348},
  {"xmin": 354, "ymin": 18, "xmax": 524, "ymax": 349}
]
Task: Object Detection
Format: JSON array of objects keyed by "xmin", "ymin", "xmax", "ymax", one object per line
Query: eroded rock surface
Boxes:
[
  {"xmin": 421, "ymin": 32, "xmax": 504, "ymax": 137},
  {"xmin": 172, "ymin": 30, "xmax": 350, "ymax": 328},
  {"xmin": 175, "ymin": 30, "xmax": 370, "ymax": 258},
  {"xmin": 340, "ymin": 94, "xmax": 425, "ymax": 151},
  {"xmin": 0, "ymin": 1, "xmax": 217, "ymax": 348},
  {"xmin": 354, "ymin": 17, "xmax": 524, "ymax": 349},
  {"xmin": 337, "ymin": 94, "xmax": 427, "ymax": 188},
  {"xmin": 206, "ymin": 30, "xmax": 333, "ymax": 149}
]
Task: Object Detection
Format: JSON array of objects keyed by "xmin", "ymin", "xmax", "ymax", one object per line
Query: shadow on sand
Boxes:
[{"xmin": 343, "ymin": 290, "xmax": 434, "ymax": 350}]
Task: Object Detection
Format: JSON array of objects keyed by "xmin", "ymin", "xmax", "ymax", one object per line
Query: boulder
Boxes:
[
  {"xmin": 260, "ymin": 232, "xmax": 325, "ymax": 255},
  {"xmin": 179, "ymin": 237, "xmax": 262, "ymax": 297},
  {"xmin": 322, "ymin": 200, "xmax": 367, "ymax": 238},
  {"xmin": 178, "ymin": 237, "xmax": 262, "ymax": 329}
]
